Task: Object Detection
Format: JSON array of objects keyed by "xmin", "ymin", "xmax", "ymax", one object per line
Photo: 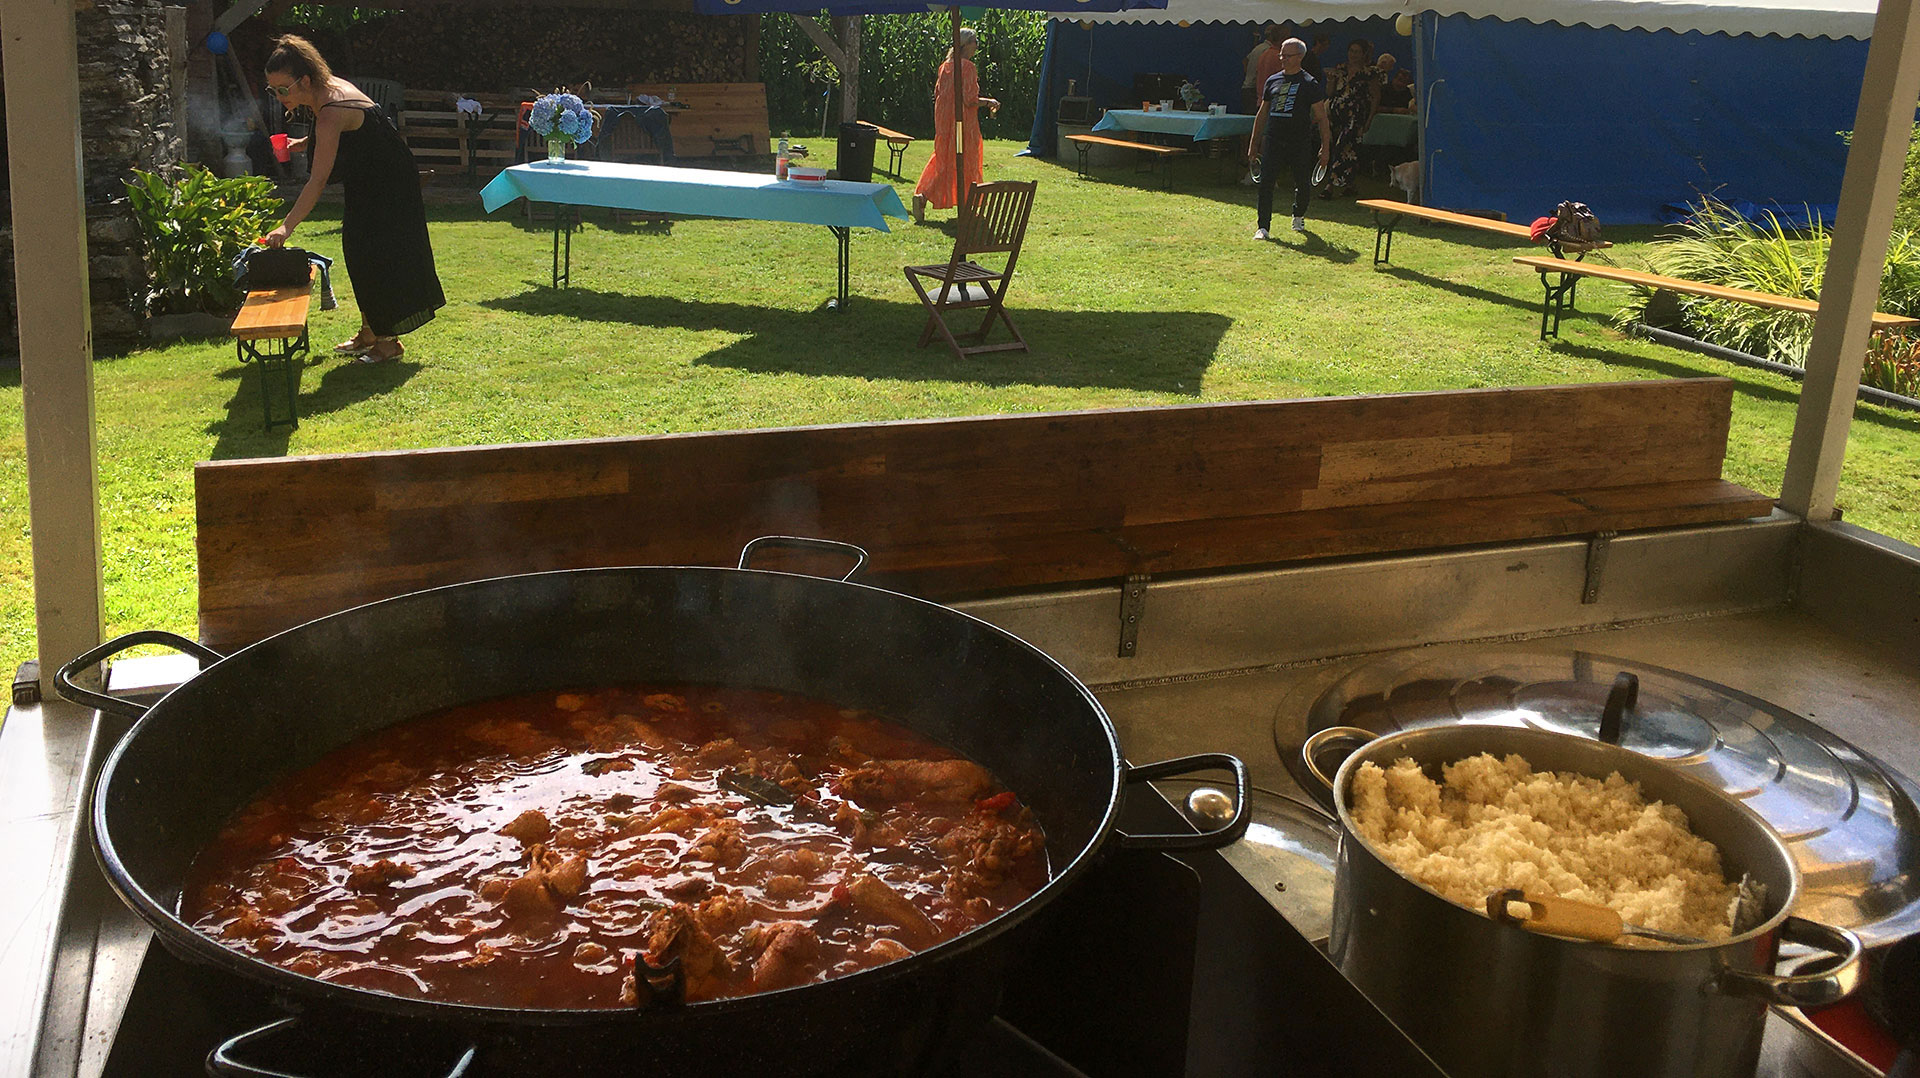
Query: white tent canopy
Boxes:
[{"xmin": 1057, "ymin": 0, "xmax": 1877, "ymax": 41}]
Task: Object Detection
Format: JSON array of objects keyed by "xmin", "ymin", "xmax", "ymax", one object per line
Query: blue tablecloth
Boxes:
[
  {"xmin": 1092, "ymin": 109, "xmax": 1254, "ymax": 142},
  {"xmin": 479, "ymin": 161, "xmax": 909, "ymax": 232}
]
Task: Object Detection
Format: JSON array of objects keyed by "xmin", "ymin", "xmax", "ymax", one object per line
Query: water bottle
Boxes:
[
  {"xmin": 668, "ymin": 86, "xmax": 677, "ymax": 104},
  {"xmin": 776, "ymin": 136, "xmax": 789, "ymax": 180}
]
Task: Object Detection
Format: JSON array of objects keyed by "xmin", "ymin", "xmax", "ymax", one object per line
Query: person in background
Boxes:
[
  {"xmin": 1379, "ymin": 67, "xmax": 1416, "ymax": 114},
  {"xmin": 912, "ymin": 27, "xmax": 1000, "ymax": 224},
  {"xmin": 1322, "ymin": 40, "xmax": 1394, "ymax": 198},
  {"xmin": 1241, "ymin": 24, "xmax": 1282, "ymax": 114},
  {"xmin": 262, "ymin": 35, "xmax": 443, "ymax": 363},
  {"xmin": 1247, "ymin": 37, "xmax": 1330, "ymax": 238},
  {"xmin": 1304, "ymin": 33, "xmax": 1332, "ymax": 81}
]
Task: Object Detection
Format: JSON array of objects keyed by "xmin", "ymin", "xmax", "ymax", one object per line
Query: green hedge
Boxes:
[{"xmin": 761, "ymin": 11, "xmax": 1047, "ymax": 141}]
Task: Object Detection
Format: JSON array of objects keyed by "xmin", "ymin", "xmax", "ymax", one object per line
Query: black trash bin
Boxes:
[{"xmin": 837, "ymin": 121, "xmax": 879, "ymax": 183}]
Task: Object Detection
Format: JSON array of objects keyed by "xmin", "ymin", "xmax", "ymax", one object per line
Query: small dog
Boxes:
[{"xmin": 1390, "ymin": 159, "xmax": 1421, "ymax": 204}]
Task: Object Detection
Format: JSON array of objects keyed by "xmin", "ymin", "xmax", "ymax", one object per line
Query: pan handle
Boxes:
[
  {"xmin": 209, "ymin": 1016, "xmax": 478, "ymax": 1078},
  {"xmin": 1115, "ymin": 753, "xmax": 1251, "ymax": 850},
  {"xmin": 1297, "ymin": 726, "xmax": 1378, "ymax": 813},
  {"xmin": 1715, "ymin": 917, "xmax": 1864, "ymax": 1007},
  {"xmin": 737, "ymin": 536, "xmax": 869, "ymax": 581},
  {"xmin": 53, "ymin": 629, "xmax": 224, "ymax": 720}
]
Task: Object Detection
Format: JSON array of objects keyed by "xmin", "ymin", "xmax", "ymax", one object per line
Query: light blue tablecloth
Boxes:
[
  {"xmin": 479, "ymin": 161, "xmax": 909, "ymax": 231},
  {"xmin": 1092, "ymin": 109, "xmax": 1255, "ymax": 142}
]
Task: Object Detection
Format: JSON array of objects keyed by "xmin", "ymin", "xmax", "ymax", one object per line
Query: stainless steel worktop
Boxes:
[{"xmin": 4, "ymin": 515, "xmax": 1916, "ymax": 1077}]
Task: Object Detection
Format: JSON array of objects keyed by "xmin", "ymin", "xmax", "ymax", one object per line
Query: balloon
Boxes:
[
  {"xmin": 205, "ymin": 30, "xmax": 229, "ymax": 54},
  {"xmin": 1395, "ymin": 13, "xmax": 1414, "ymax": 36}
]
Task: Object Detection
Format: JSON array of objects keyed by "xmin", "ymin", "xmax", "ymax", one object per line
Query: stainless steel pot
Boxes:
[{"xmin": 1300, "ymin": 724, "xmax": 1863, "ymax": 1078}]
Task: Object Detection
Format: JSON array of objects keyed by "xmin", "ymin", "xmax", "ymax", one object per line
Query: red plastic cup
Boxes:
[{"xmin": 270, "ymin": 133, "xmax": 291, "ymax": 162}]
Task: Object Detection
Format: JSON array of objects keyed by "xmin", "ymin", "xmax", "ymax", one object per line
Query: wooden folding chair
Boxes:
[{"xmin": 903, "ymin": 180, "xmax": 1037, "ymax": 359}]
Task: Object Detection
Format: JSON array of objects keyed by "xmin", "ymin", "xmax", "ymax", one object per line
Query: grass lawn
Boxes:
[{"xmin": 2, "ymin": 138, "xmax": 1915, "ymax": 666}]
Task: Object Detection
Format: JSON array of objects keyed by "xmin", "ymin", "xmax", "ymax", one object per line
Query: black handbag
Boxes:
[{"xmin": 233, "ymin": 245, "xmax": 336, "ymax": 309}]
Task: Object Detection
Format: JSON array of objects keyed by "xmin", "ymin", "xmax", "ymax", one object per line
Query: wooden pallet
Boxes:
[{"xmin": 625, "ymin": 82, "xmax": 769, "ymax": 158}]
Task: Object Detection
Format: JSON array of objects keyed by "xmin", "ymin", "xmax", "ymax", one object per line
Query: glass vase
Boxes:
[{"xmin": 547, "ymin": 136, "xmax": 568, "ymax": 164}]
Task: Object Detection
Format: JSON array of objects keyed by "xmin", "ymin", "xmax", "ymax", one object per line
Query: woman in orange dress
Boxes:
[{"xmin": 912, "ymin": 28, "xmax": 999, "ymax": 224}]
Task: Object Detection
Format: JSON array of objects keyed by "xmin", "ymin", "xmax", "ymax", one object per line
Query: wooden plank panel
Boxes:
[{"xmin": 196, "ymin": 380, "xmax": 1763, "ymax": 649}]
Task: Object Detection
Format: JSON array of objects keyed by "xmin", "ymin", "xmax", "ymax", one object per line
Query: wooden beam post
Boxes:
[
  {"xmin": 2, "ymin": 0, "xmax": 105, "ymax": 690},
  {"xmin": 1780, "ymin": 0, "xmax": 1920, "ymax": 519}
]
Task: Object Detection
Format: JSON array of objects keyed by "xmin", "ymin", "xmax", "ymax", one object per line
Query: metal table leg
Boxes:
[
  {"xmin": 1074, "ymin": 141, "xmax": 1092, "ymax": 180},
  {"xmin": 826, "ymin": 226, "xmax": 851, "ymax": 311},
  {"xmin": 549, "ymin": 208, "xmax": 573, "ymax": 289},
  {"xmin": 234, "ymin": 326, "xmax": 308, "ymax": 431},
  {"xmin": 1535, "ymin": 270, "xmax": 1578, "ymax": 340},
  {"xmin": 1372, "ymin": 211, "xmax": 1401, "ymax": 265}
]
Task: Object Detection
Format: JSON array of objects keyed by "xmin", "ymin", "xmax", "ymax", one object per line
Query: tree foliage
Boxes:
[{"xmin": 762, "ymin": 11, "xmax": 1047, "ymax": 139}]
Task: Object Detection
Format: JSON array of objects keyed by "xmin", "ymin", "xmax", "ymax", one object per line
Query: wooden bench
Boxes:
[
  {"xmin": 862, "ymin": 122, "xmax": 916, "ymax": 179},
  {"xmin": 625, "ymin": 83, "xmax": 769, "ymax": 159},
  {"xmin": 1359, "ymin": 199, "xmax": 1613, "ymax": 266},
  {"xmin": 193, "ymin": 378, "xmax": 1772, "ymax": 651},
  {"xmin": 228, "ymin": 268, "xmax": 314, "ymax": 431},
  {"xmin": 1063, "ymin": 133, "xmax": 1185, "ymax": 192},
  {"xmin": 1513, "ymin": 255, "xmax": 1920, "ymax": 341}
]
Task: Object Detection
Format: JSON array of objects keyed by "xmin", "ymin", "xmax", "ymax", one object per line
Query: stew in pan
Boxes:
[{"xmin": 182, "ymin": 684, "xmax": 1049, "ymax": 1008}]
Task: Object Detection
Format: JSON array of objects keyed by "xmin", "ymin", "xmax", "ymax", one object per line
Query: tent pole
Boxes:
[
  {"xmin": 952, "ymin": 5, "xmax": 968, "ymax": 221},
  {"xmin": 1779, "ymin": 0, "xmax": 1920, "ymax": 520},
  {"xmin": 2, "ymin": 0, "xmax": 105, "ymax": 697}
]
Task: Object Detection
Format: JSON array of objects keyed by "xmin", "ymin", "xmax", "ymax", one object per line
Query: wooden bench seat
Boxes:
[
  {"xmin": 1359, "ymin": 198, "xmax": 1612, "ymax": 265},
  {"xmin": 1513, "ymin": 255, "xmax": 1920, "ymax": 340},
  {"xmin": 229, "ymin": 268, "xmax": 314, "ymax": 431},
  {"xmin": 626, "ymin": 83, "xmax": 768, "ymax": 159},
  {"xmin": 194, "ymin": 378, "xmax": 1771, "ymax": 650},
  {"xmin": 862, "ymin": 121, "xmax": 916, "ymax": 179},
  {"xmin": 1063, "ymin": 133, "xmax": 1186, "ymax": 192}
]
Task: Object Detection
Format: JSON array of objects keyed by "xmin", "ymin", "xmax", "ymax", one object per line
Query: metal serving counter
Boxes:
[{"xmin": 4, "ymin": 515, "xmax": 1915, "ymax": 1076}]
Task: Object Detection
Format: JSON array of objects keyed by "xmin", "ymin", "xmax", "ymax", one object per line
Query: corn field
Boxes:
[{"xmin": 761, "ymin": 11, "xmax": 1048, "ymax": 141}]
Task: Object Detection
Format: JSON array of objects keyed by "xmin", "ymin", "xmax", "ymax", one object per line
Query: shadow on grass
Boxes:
[
  {"xmin": 208, "ymin": 356, "xmax": 423, "ymax": 459},
  {"xmin": 480, "ymin": 287, "xmax": 1226, "ymax": 393},
  {"xmin": 1550, "ymin": 340, "xmax": 1920, "ymax": 435},
  {"xmin": 1380, "ymin": 266, "xmax": 1541, "ymax": 315},
  {"xmin": 1266, "ymin": 231, "xmax": 1359, "ymax": 264}
]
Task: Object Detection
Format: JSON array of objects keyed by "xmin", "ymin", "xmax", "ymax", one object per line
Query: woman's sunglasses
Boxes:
[{"xmin": 268, "ymin": 83, "xmax": 295, "ymax": 98}]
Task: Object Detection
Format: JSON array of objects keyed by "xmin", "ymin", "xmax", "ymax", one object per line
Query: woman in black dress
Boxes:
[{"xmin": 262, "ymin": 35, "xmax": 443, "ymax": 363}]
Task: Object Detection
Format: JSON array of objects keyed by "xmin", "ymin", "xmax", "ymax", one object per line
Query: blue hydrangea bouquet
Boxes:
[{"xmin": 529, "ymin": 93, "xmax": 595, "ymax": 163}]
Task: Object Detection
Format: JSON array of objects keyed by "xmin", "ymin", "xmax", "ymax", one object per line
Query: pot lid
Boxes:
[
  {"xmin": 1280, "ymin": 646, "xmax": 1920, "ymax": 948},
  {"xmin": 1153, "ymin": 779, "xmax": 1339, "ymax": 942}
]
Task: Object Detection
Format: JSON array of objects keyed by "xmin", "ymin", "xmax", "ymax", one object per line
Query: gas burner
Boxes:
[{"xmin": 1278, "ymin": 645, "xmax": 1920, "ymax": 947}]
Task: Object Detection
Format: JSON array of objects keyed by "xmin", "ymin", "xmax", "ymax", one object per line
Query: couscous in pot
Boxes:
[{"xmin": 1301, "ymin": 723, "xmax": 1860, "ymax": 1078}]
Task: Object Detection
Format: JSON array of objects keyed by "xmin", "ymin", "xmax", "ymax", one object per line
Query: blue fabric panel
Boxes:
[
  {"xmin": 480, "ymin": 161, "xmax": 909, "ymax": 231},
  {"xmin": 1027, "ymin": 18, "xmax": 1403, "ymax": 157},
  {"xmin": 1421, "ymin": 15, "xmax": 1870, "ymax": 225}
]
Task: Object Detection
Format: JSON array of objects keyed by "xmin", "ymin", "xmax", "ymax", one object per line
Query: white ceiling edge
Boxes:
[{"xmin": 1051, "ymin": 0, "xmax": 1877, "ymax": 40}]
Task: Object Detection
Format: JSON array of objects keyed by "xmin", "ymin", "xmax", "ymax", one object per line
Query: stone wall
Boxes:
[{"xmin": 0, "ymin": 0, "xmax": 182, "ymax": 356}]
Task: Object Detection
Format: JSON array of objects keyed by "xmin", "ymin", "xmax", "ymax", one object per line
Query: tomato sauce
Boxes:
[{"xmin": 181, "ymin": 685, "xmax": 1049, "ymax": 1008}]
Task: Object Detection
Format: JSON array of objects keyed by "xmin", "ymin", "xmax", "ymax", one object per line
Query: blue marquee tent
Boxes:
[{"xmin": 1028, "ymin": 0, "xmax": 1886, "ymax": 223}]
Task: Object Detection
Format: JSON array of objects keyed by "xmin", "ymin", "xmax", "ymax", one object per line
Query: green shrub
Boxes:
[
  {"xmin": 762, "ymin": 11, "xmax": 1047, "ymax": 141},
  {"xmin": 125, "ymin": 165, "xmax": 283, "ymax": 317},
  {"xmin": 1616, "ymin": 196, "xmax": 1920, "ymax": 399}
]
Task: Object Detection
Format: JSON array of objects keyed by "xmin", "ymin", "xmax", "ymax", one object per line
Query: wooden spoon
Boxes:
[{"xmin": 1485, "ymin": 888, "xmax": 1704, "ymax": 946}]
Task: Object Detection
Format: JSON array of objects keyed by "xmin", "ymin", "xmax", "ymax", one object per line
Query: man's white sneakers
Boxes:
[
  {"xmin": 1291, "ymin": 216, "xmax": 1307, "ymax": 232},
  {"xmin": 1253, "ymin": 227, "xmax": 1270, "ymax": 240}
]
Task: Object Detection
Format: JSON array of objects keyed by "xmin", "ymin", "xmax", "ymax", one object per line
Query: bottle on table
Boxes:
[{"xmin": 776, "ymin": 137, "xmax": 790, "ymax": 180}]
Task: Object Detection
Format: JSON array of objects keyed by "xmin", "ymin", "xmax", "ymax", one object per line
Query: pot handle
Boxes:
[
  {"xmin": 1115, "ymin": 752, "xmax": 1251, "ymax": 850},
  {"xmin": 209, "ymin": 1016, "xmax": 478, "ymax": 1078},
  {"xmin": 53, "ymin": 629, "xmax": 225, "ymax": 720},
  {"xmin": 1298, "ymin": 726, "xmax": 1379, "ymax": 811},
  {"xmin": 737, "ymin": 536, "xmax": 869, "ymax": 581},
  {"xmin": 1715, "ymin": 917, "xmax": 1864, "ymax": 1008}
]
